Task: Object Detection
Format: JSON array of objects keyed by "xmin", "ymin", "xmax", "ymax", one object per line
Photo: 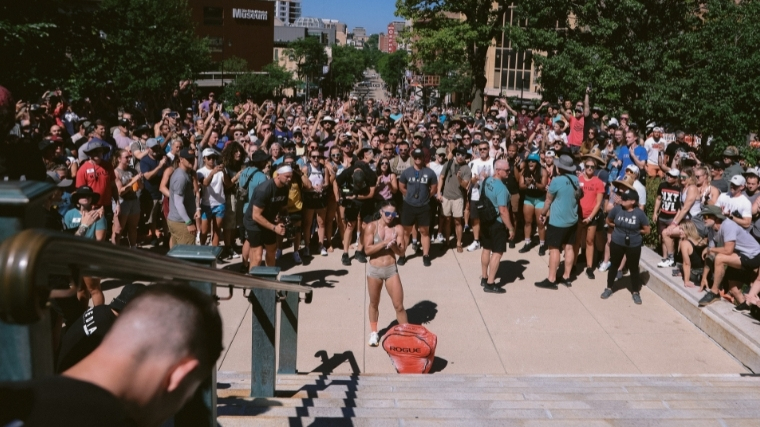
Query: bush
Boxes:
[{"xmin": 644, "ymin": 176, "xmax": 662, "ymax": 251}]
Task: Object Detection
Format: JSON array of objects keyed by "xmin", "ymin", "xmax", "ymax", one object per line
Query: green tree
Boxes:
[
  {"xmin": 222, "ymin": 63, "xmax": 296, "ymax": 103},
  {"xmin": 363, "ymin": 34, "xmax": 383, "ymax": 70},
  {"xmin": 377, "ymin": 50, "xmax": 409, "ymax": 96},
  {"xmin": 397, "ymin": 0, "xmax": 507, "ymax": 111},
  {"xmin": 68, "ymin": 0, "xmax": 210, "ymax": 111},
  {"xmin": 221, "ymin": 56, "xmax": 248, "ymax": 73},
  {"xmin": 287, "ymin": 36, "xmax": 328, "ymax": 94},
  {"xmin": 324, "ymin": 45, "xmax": 367, "ymax": 98}
]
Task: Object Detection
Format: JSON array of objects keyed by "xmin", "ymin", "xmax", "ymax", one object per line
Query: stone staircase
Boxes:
[{"xmin": 216, "ymin": 372, "xmax": 760, "ymax": 426}]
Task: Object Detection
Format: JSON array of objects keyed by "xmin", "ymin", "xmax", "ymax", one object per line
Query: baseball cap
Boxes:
[
  {"xmin": 700, "ymin": 204, "xmax": 726, "ymax": 220},
  {"xmin": 744, "ymin": 167, "xmax": 760, "ymax": 178},
  {"xmin": 45, "ymin": 171, "xmax": 73, "ymax": 188},
  {"xmin": 667, "ymin": 168, "xmax": 680, "ymax": 177},
  {"xmin": 411, "ymin": 148, "xmax": 425, "ymax": 158},
  {"xmin": 625, "ymin": 164, "xmax": 640, "ymax": 175},
  {"xmin": 544, "ymin": 150, "xmax": 556, "ymax": 158},
  {"xmin": 413, "ymin": 132, "xmax": 424, "ymax": 139},
  {"xmin": 108, "ymin": 283, "xmax": 147, "ymax": 312},
  {"xmin": 435, "ymin": 147, "xmax": 447, "ymax": 156},
  {"xmin": 711, "ymin": 161, "xmax": 724, "ymax": 170},
  {"xmin": 179, "ymin": 148, "xmax": 196, "ymax": 162},
  {"xmin": 146, "ymin": 138, "xmax": 160, "ymax": 149},
  {"xmin": 454, "ymin": 146, "xmax": 468, "ymax": 156},
  {"xmin": 202, "ymin": 148, "xmax": 219, "ymax": 158},
  {"xmin": 730, "ymin": 175, "xmax": 746, "ymax": 186},
  {"xmin": 620, "ymin": 188, "xmax": 639, "ymax": 203}
]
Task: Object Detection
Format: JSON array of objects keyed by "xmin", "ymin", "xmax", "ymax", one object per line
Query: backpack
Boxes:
[
  {"xmin": 382, "ymin": 324, "xmax": 437, "ymax": 374},
  {"xmin": 564, "ymin": 175, "xmax": 584, "ymax": 201},
  {"xmin": 475, "ymin": 177, "xmax": 499, "ymax": 223},
  {"xmin": 236, "ymin": 168, "xmax": 262, "ymax": 202}
]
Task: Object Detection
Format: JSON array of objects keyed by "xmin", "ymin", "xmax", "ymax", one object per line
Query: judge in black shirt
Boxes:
[{"xmin": 244, "ymin": 164, "xmax": 292, "ymax": 267}]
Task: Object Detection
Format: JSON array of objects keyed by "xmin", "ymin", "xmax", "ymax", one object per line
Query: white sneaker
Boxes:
[
  {"xmin": 466, "ymin": 241, "xmax": 481, "ymax": 252},
  {"xmin": 302, "ymin": 247, "xmax": 310, "ymax": 257},
  {"xmin": 434, "ymin": 233, "xmax": 444, "ymax": 243},
  {"xmin": 368, "ymin": 332, "xmax": 379, "ymax": 347},
  {"xmin": 320, "ymin": 246, "xmax": 328, "ymax": 256},
  {"xmin": 598, "ymin": 261, "xmax": 612, "ymax": 272},
  {"xmin": 657, "ymin": 258, "xmax": 675, "ymax": 268},
  {"xmin": 293, "ymin": 251, "xmax": 302, "ymax": 264},
  {"xmin": 275, "ymin": 249, "xmax": 282, "ymax": 260},
  {"xmin": 231, "ymin": 251, "xmax": 240, "ymax": 259}
]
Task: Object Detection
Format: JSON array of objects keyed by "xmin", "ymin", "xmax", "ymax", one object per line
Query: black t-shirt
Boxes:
[
  {"xmin": 0, "ymin": 376, "xmax": 135, "ymax": 427},
  {"xmin": 243, "ymin": 178, "xmax": 289, "ymax": 230},
  {"xmin": 664, "ymin": 141, "xmax": 692, "ymax": 161},
  {"xmin": 657, "ymin": 182, "xmax": 682, "ymax": 221},
  {"xmin": 56, "ymin": 305, "xmax": 117, "ymax": 373},
  {"xmin": 337, "ymin": 161, "xmax": 377, "ymax": 198}
]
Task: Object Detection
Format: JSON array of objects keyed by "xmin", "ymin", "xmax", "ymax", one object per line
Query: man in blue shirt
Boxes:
[
  {"xmin": 614, "ymin": 130, "xmax": 647, "ymax": 180},
  {"xmin": 480, "ymin": 160, "xmax": 515, "ymax": 294},
  {"xmin": 238, "ymin": 150, "xmax": 271, "ymax": 270},
  {"xmin": 536, "ymin": 155, "xmax": 580, "ymax": 289}
]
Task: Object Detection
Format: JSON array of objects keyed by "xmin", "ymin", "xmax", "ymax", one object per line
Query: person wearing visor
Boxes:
[{"xmin": 601, "ymin": 188, "xmax": 650, "ymax": 304}]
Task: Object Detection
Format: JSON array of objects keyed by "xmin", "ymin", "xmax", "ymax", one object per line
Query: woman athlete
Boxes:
[{"xmin": 363, "ymin": 201, "xmax": 408, "ymax": 347}]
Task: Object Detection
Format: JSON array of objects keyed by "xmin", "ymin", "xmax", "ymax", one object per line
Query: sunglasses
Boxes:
[
  {"xmin": 380, "ymin": 162, "xmax": 390, "ymax": 166},
  {"xmin": 310, "ymin": 155, "xmax": 320, "ymax": 159},
  {"xmin": 382, "ymin": 211, "xmax": 398, "ymax": 218},
  {"xmin": 584, "ymin": 164, "xmax": 595, "ymax": 169},
  {"xmin": 679, "ymin": 175, "xmax": 688, "ymax": 179},
  {"xmin": 399, "ymin": 150, "xmax": 409, "ymax": 154},
  {"xmin": 331, "ymin": 154, "xmax": 341, "ymax": 158}
]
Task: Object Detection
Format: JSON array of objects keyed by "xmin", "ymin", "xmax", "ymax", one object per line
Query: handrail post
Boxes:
[
  {"xmin": 277, "ymin": 274, "xmax": 302, "ymax": 375},
  {"xmin": 167, "ymin": 245, "xmax": 222, "ymax": 427},
  {"xmin": 249, "ymin": 266, "xmax": 280, "ymax": 397},
  {"xmin": 0, "ymin": 181, "xmax": 55, "ymax": 382}
]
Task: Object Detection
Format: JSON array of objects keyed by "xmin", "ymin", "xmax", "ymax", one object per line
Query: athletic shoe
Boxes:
[
  {"xmin": 615, "ymin": 270, "xmax": 623, "ymax": 281},
  {"xmin": 632, "ymin": 293, "xmax": 642, "ymax": 305},
  {"xmin": 480, "ymin": 277, "xmax": 487, "ymax": 287},
  {"xmin": 293, "ymin": 251, "xmax": 302, "ymax": 265},
  {"xmin": 466, "ymin": 240, "xmax": 481, "ymax": 252},
  {"xmin": 534, "ymin": 278, "xmax": 558, "ymax": 290},
  {"xmin": 231, "ymin": 250, "xmax": 241, "ymax": 259},
  {"xmin": 355, "ymin": 250, "xmax": 367, "ymax": 263},
  {"xmin": 601, "ymin": 288, "xmax": 613, "ymax": 299},
  {"xmin": 434, "ymin": 233, "xmax": 445, "ymax": 243},
  {"xmin": 302, "ymin": 247, "xmax": 310, "ymax": 257},
  {"xmin": 423, "ymin": 255, "xmax": 431, "ymax": 267},
  {"xmin": 368, "ymin": 332, "xmax": 379, "ymax": 347},
  {"xmin": 732, "ymin": 302, "xmax": 752, "ymax": 314},
  {"xmin": 585, "ymin": 267, "xmax": 596, "ymax": 280},
  {"xmin": 657, "ymin": 258, "xmax": 675, "ymax": 268},
  {"xmin": 509, "ymin": 240, "xmax": 516, "ymax": 249},
  {"xmin": 275, "ymin": 248, "xmax": 282, "ymax": 261},
  {"xmin": 698, "ymin": 291, "xmax": 720, "ymax": 307},
  {"xmin": 538, "ymin": 244, "xmax": 547, "ymax": 256},
  {"xmin": 397, "ymin": 256, "xmax": 406, "ymax": 266},
  {"xmin": 411, "ymin": 241, "xmax": 421, "ymax": 253},
  {"xmin": 560, "ymin": 277, "xmax": 572, "ymax": 288},
  {"xmin": 320, "ymin": 246, "xmax": 328, "ymax": 256},
  {"xmin": 341, "ymin": 253, "xmax": 351, "ymax": 266},
  {"xmin": 518, "ymin": 242, "xmax": 532, "ymax": 253},
  {"xmin": 484, "ymin": 283, "xmax": 506, "ymax": 294},
  {"xmin": 598, "ymin": 261, "xmax": 612, "ymax": 272}
]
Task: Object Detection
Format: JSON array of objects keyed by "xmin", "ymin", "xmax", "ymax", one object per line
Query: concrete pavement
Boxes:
[{"xmin": 212, "ymin": 239, "xmax": 748, "ymax": 376}]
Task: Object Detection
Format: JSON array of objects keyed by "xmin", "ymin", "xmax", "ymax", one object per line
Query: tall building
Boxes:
[
  {"xmin": 484, "ymin": 4, "xmax": 539, "ymax": 99},
  {"xmin": 270, "ymin": 0, "xmax": 301, "ymax": 25},
  {"xmin": 353, "ymin": 27, "xmax": 367, "ymax": 49},
  {"xmin": 379, "ymin": 33, "xmax": 388, "ymax": 53},
  {"xmin": 387, "ymin": 21, "xmax": 405, "ymax": 53}
]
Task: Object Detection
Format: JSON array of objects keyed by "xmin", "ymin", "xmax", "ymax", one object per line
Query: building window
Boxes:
[
  {"xmin": 274, "ymin": 49, "xmax": 279, "ymax": 61},
  {"xmin": 209, "ymin": 37, "xmax": 223, "ymax": 53},
  {"xmin": 204, "ymin": 7, "xmax": 223, "ymax": 26}
]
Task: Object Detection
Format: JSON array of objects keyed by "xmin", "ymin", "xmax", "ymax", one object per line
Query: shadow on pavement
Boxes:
[
  {"xmin": 429, "ymin": 356, "xmax": 448, "ymax": 373},
  {"xmin": 297, "ymin": 269, "xmax": 349, "ymax": 288},
  {"xmin": 378, "ymin": 300, "xmax": 438, "ymax": 338},
  {"xmin": 311, "ymin": 350, "xmax": 361, "ymax": 374},
  {"xmin": 496, "ymin": 259, "xmax": 529, "ymax": 286}
]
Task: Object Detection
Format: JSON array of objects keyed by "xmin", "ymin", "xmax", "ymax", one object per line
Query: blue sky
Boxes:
[{"xmin": 301, "ymin": 0, "xmax": 399, "ymax": 34}]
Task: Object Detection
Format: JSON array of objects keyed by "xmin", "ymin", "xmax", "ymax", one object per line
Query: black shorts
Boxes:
[
  {"xmin": 345, "ymin": 200, "xmax": 376, "ymax": 224},
  {"xmin": 546, "ymin": 223, "xmax": 577, "ymax": 248},
  {"xmin": 481, "ymin": 221, "xmax": 508, "ymax": 253},
  {"xmin": 469, "ymin": 199, "xmax": 479, "ymax": 220},
  {"xmin": 726, "ymin": 266, "xmax": 757, "ymax": 283},
  {"xmin": 246, "ymin": 227, "xmax": 277, "ymax": 248},
  {"xmin": 740, "ymin": 252, "xmax": 760, "ymax": 270},
  {"xmin": 303, "ymin": 192, "xmax": 326, "ymax": 210},
  {"xmin": 401, "ymin": 202, "xmax": 431, "ymax": 227}
]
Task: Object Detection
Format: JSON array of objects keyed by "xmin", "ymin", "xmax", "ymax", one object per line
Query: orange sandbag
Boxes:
[{"xmin": 382, "ymin": 324, "xmax": 437, "ymax": 374}]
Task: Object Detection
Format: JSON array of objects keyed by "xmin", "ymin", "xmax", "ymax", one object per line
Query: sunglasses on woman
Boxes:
[{"xmin": 382, "ymin": 211, "xmax": 398, "ymax": 218}]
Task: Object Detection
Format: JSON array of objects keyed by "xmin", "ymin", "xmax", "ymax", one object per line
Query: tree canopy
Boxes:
[
  {"xmin": 287, "ymin": 36, "xmax": 328, "ymax": 83},
  {"xmin": 377, "ymin": 50, "xmax": 409, "ymax": 96},
  {"xmin": 323, "ymin": 44, "xmax": 367, "ymax": 98},
  {"xmin": 222, "ymin": 63, "xmax": 295, "ymax": 104}
]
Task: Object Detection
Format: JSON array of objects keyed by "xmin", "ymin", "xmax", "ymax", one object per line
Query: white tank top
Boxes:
[
  {"xmin": 682, "ymin": 186, "xmax": 702, "ymax": 218},
  {"xmin": 307, "ymin": 163, "xmax": 324, "ymax": 189}
]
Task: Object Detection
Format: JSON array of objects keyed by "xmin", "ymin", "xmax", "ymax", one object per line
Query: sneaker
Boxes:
[
  {"xmin": 275, "ymin": 248, "xmax": 282, "ymax": 260},
  {"xmin": 632, "ymin": 293, "xmax": 642, "ymax": 305},
  {"xmin": 411, "ymin": 241, "xmax": 421, "ymax": 253},
  {"xmin": 355, "ymin": 250, "xmax": 367, "ymax": 263},
  {"xmin": 657, "ymin": 258, "xmax": 675, "ymax": 268},
  {"xmin": 302, "ymin": 247, "xmax": 310, "ymax": 257},
  {"xmin": 598, "ymin": 261, "xmax": 612, "ymax": 272},
  {"xmin": 732, "ymin": 302, "xmax": 752, "ymax": 314},
  {"xmin": 320, "ymin": 246, "xmax": 328, "ymax": 256},
  {"xmin": 293, "ymin": 251, "xmax": 302, "ymax": 265},
  {"xmin": 464, "ymin": 224, "xmax": 471, "ymax": 233},
  {"xmin": 397, "ymin": 256, "xmax": 406, "ymax": 266},
  {"xmin": 231, "ymin": 250, "xmax": 241, "ymax": 259},
  {"xmin": 484, "ymin": 283, "xmax": 506, "ymax": 294},
  {"xmin": 698, "ymin": 291, "xmax": 720, "ymax": 307},
  {"xmin": 534, "ymin": 278, "xmax": 558, "ymax": 290},
  {"xmin": 480, "ymin": 277, "xmax": 487, "ymax": 287},
  {"xmin": 466, "ymin": 240, "xmax": 481, "ymax": 252},
  {"xmin": 434, "ymin": 233, "xmax": 445, "ymax": 243},
  {"xmin": 560, "ymin": 277, "xmax": 572, "ymax": 288},
  {"xmin": 341, "ymin": 253, "xmax": 351, "ymax": 266},
  {"xmin": 518, "ymin": 242, "xmax": 532, "ymax": 253},
  {"xmin": 509, "ymin": 240, "xmax": 516, "ymax": 249},
  {"xmin": 423, "ymin": 255, "xmax": 431, "ymax": 267},
  {"xmin": 615, "ymin": 270, "xmax": 623, "ymax": 281},
  {"xmin": 601, "ymin": 288, "xmax": 613, "ymax": 299},
  {"xmin": 585, "ymin": 267, "xmax": 596, "ymax": 280},
  {"xmin": 368, "ymin": 332, "xmax": 379, "ymax": 347},
  {"xmin": 538, "ymin": 244, "xmax": 547, "ymax": 256}
]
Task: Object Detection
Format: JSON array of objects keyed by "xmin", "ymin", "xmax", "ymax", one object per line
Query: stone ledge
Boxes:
[{"xmin": 640, "ymin": 247, "xmax": 760, "ymax": 373}]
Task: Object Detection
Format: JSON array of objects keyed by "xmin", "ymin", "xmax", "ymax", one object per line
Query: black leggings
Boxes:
[{"xmin": 607, "ymin": 241, "xmax": 642, "ymax": 293}]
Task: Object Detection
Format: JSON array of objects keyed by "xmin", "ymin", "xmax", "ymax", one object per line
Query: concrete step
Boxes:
[{"xmin": 216, "ymin": 418, "xmax": 760, "ymax": 427}]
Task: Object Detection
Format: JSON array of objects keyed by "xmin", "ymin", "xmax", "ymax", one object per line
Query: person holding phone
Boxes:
[{"xmin": 65, "ymin": 186, "xmax": 108, "ymax": 306}]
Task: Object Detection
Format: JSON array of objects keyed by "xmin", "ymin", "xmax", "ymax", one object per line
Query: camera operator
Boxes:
[
  {"xmin": 244, "ymin": 163, "xmax": 293, "ymax": 267},
  {"xmin": 274, "ymin": 153, "xmax": 310, "ymax": 264},
  {"xmin": 336, "ymin": 156, "xmax": 377, "ymax": 266}
]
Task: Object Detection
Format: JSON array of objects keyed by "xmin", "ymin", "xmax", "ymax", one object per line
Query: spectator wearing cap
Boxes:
[
  {"xmin": 600, "ymin": 187, "xmax": 651, "ymax": 304},
  {"xmin": 644, "ymin": 127, "xmax": 666, "ymax": 177},
  {"xmin": 653, "ymin": 168, "xmax": 683, "ymax": 256},
  {"xmin": 398, "ymin": 147, "xmax": 439, "ymax": 267},
  {"xmin": 411, "ymin": 132, "xmax": 431, "ymax": 164},
  {"xmin": 622, "ymin": 165, "xmax": 647, "ymax": 210},
  {"xmin": 56, "ymin": 283, "xmax": 147, "ymax": 373},
  {"xmin": 292, "ymin": 127, "xmax": 306, "ymax": 156},
  {"xmin": 715, "ymin": 175, "xmax": 753, "ymax": 229},
  {"xmin": 722, "ymin": 146, "xmax": 744, "ymax": 181},
  {"xmin": 197, "ymin": 148, "xmax": 227, "ymax": 246},
  {"xmin": 75, "ymin": 138, "xmax": 120, "ymax": 226},
  {"xmin": 130, "ymin": 124, "xmax": 152, "ymax": 168},
  {"xmin": 114, "ymin": 117, "xmax": 133, "ymax": 150},
  {"xmin": 698, "ymin": 205, "xmax": 760, "ymax": 312},
  {"xmin": 166, "ymin": 148, "xmax": 199, "ymax": 247},
  {"xmin": 144, "ymin": 137, "xmax": 172, "ymax": 239},
  {"xmin": 535, "ymin": 155, "xmax": 580, "ymax": 289},
  {"xmin": 335, "ymin": 154, "xmax": 378, "ymax": 266},
  {"xmin": 313, "ymin": 114, "xmax": 337, "ymax": 149},
  {"xmin": 709, "ymin": 161, "xmax": 729, "ymax": 193},
  {"xmin": 562, "ymin": 88, "xmax": 591, "ymax": 153},
  {"xmin": 65, "ymin": 185, "xmax": 108, "ymax": 307}
]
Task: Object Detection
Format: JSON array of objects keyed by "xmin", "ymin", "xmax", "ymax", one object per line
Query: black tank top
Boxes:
[{"xmin": 688, "ymin": 240, "xmax": 706, "ymax": 269}]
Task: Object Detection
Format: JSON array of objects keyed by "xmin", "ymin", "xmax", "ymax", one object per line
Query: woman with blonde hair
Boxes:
[
  {"xmin": 678, "ymin": 219, "xmax": 707, "ymax": 288},
  {"xmin": 659, "ymin": 167, "xmax": 704, "ymax": 268}
]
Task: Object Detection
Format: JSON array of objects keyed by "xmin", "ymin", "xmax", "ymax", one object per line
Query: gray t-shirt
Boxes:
[
  {"xmin": 608, "ymin": 205, "xmax": 649, "ymax": 247},
  {"xmin": 441, "ymin": 161, "xmax": 471, "ymax": 200},
  {"xmin": 399, "ymin": 166, "xmax": 438, "ymax": 207},
  {"xmin": 717, "ymin": 219, "xmax": 760, "ymax": 258},
  {"xmin": 167, "ymin": 168, "xmax": 195, "ymax": 223}
]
